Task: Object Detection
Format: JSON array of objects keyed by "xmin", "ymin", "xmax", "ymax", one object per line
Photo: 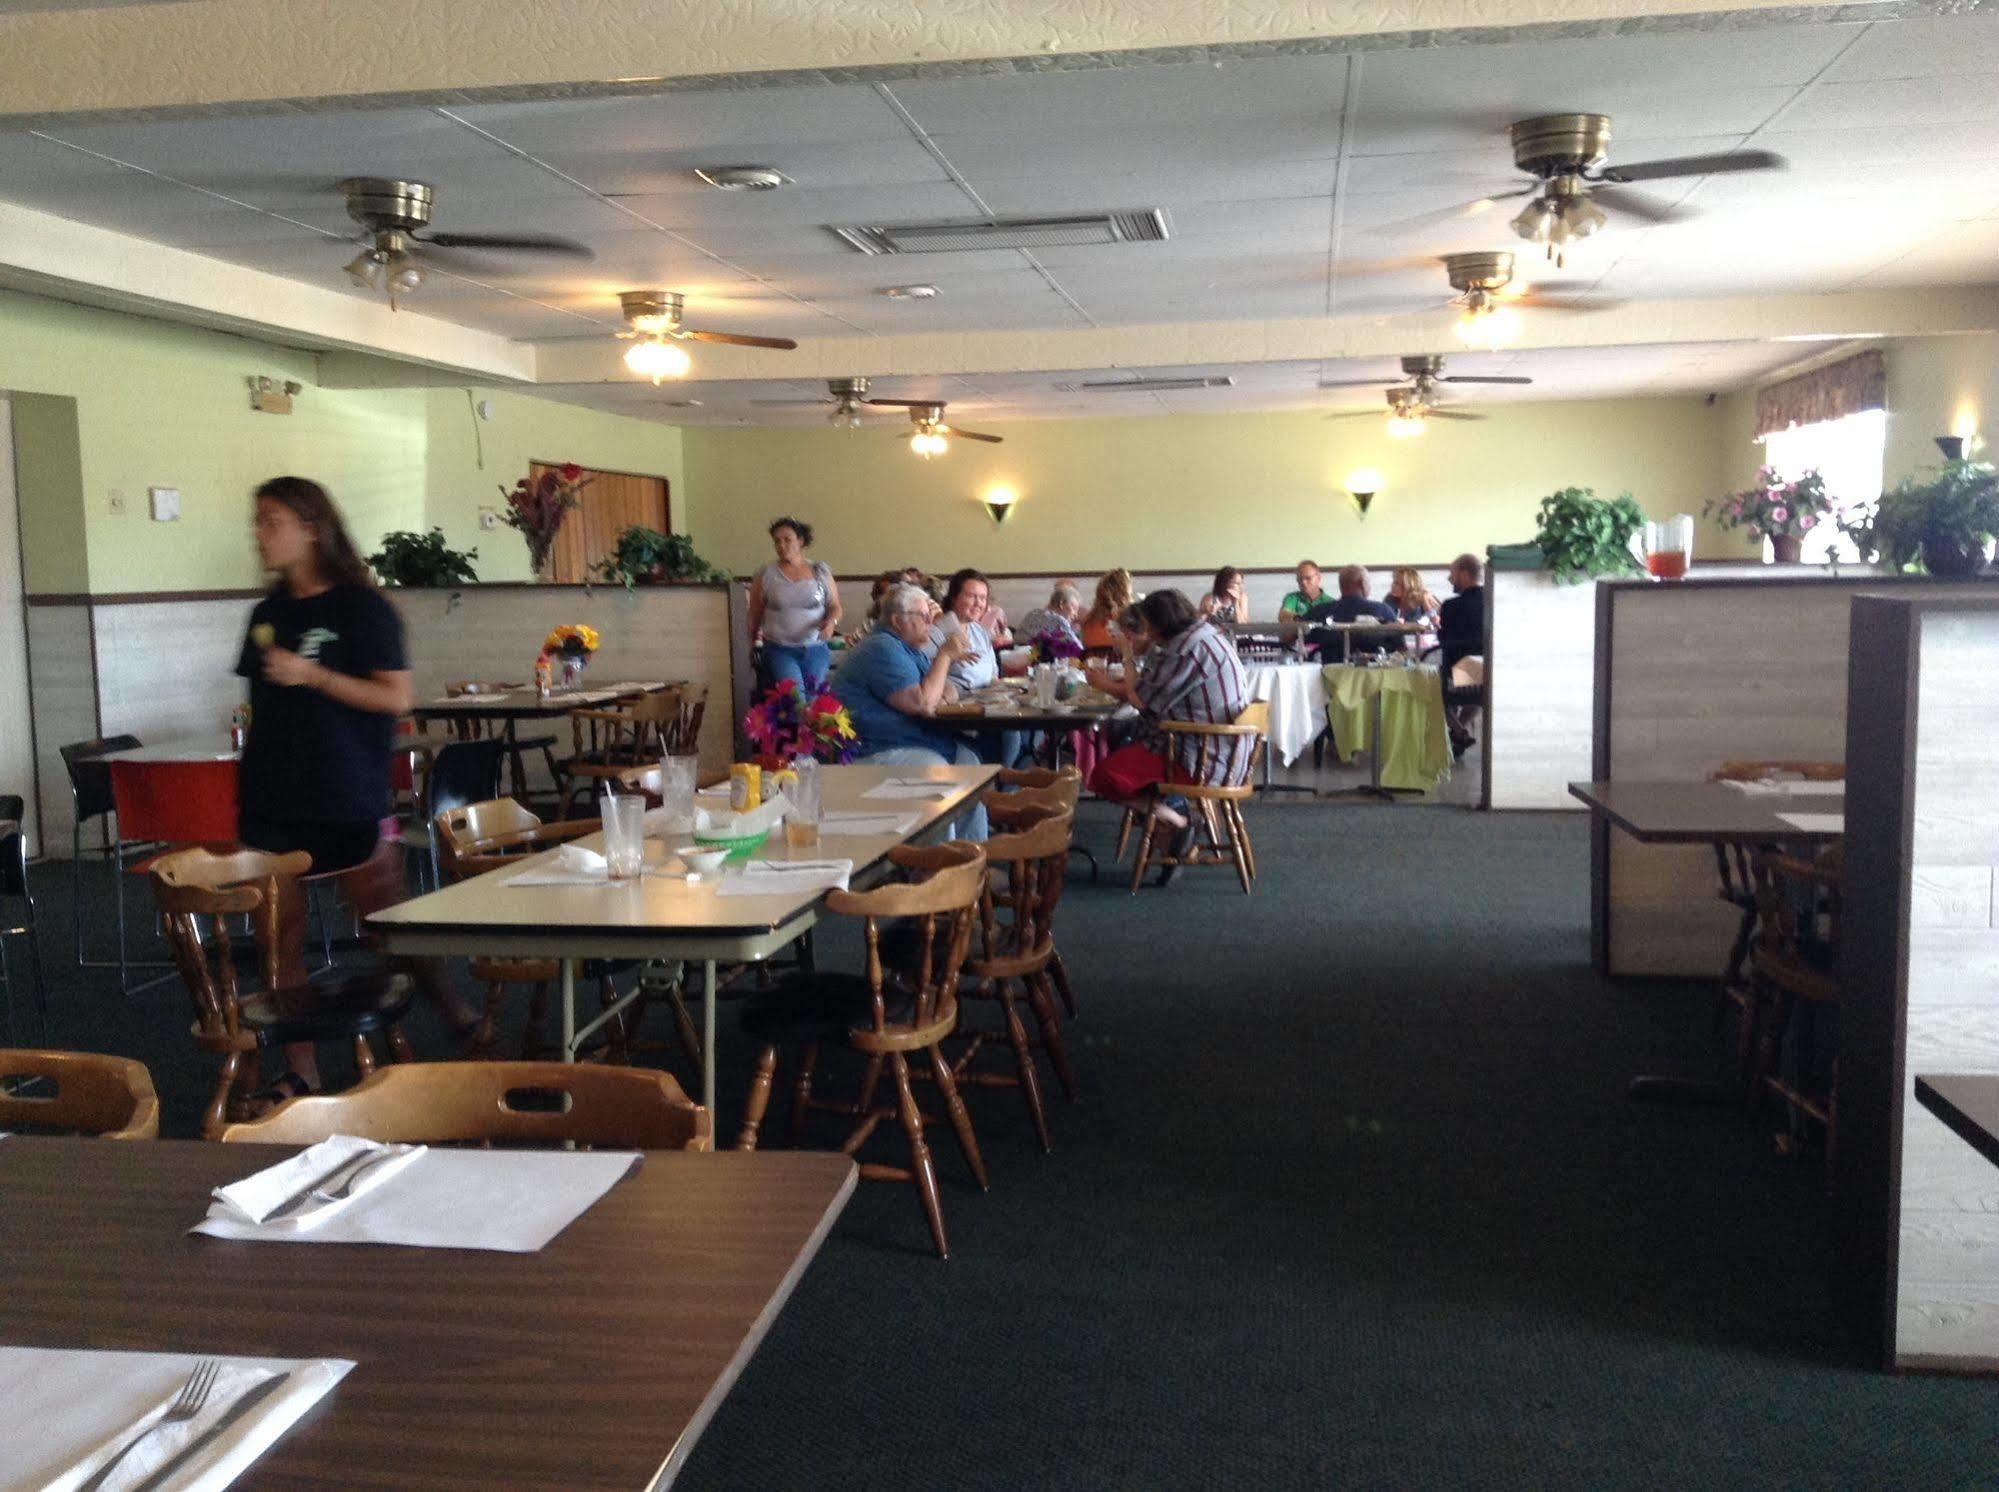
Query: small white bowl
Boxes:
[{"xmin": 678, "ymin": 847, "xmax": 729, "ymax": 875}]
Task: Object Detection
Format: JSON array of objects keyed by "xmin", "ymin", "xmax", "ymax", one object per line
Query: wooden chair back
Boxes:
[
  {"xmin": 568, "ymin": 686, "xmax": 693, "ymax": 762},
  {"xmin": 0, "ymin": 1048, "xmax": 160, "ymax": 1138},
  {"xmin": 1748, "ymin": 845, "xmax": 1843, "ymax": 998},
  {"xmin": 435, "ymin": 798, "xmax": 598, "ymax": 880},
  {"xmin": 976, "ymin": 804, "xmax": 1073, "ymax": 966},
  {"xmin": 150, "ymin": 848, "xmax": 308, "ymax": 1043},
  {"xmin": 219, "ymin": 1060, "xmax": 711, "ymax": 1150},
  {"xmin": 1708, "ymin": 760, "xmax": 1846, "ymax": 905},
  {"xmin": 826, "ymin": 842, "xmax": 986, "ymax": 1037},
  {"xmin": 1157, "ymin": 698, "xmax": 1266, "ymax": 801},
  {"xmin": 442, "ymin": 682, "xmax": 521, "ymax": 742},
  {"xmin": 986, "ymin": 766, "xmax": 1082, "ymax": 820}
]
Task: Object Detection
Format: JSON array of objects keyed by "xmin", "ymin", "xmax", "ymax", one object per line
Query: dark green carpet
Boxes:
[{"xmin": 17, "ymin": 807, "xmax": 1996, "ymax": 1488}]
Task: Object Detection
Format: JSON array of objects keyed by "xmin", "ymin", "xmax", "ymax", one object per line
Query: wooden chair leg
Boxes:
[
  {"xmin": 384, "ymin": 1024, "xmax": 416, "ymax": 1063},
  {"xmin": 1115, "ymin": 807, "xmax": 1137, "ymax": 861},
  {"xmin": 470, "ymin": 980, "xmax": 504, "ymax": 1056},
  {"xmin": 352, "ymin": 1034, "xmax": 377, "ymax": 1075},
  {"xmin": 737, "ymin": 1044, "xmax": 779, "ymax": 1151},
  {"xmin": 523, "ymin": 982, "xmax": 552, "ymax": 1058},
  {"xmin": 598, "ymin": 972, "xmax": 628, "ymax": 1065},
  {"xmin": 1026, "ymin": 972, "xmax": 1077, "ymax": 1102},
  {"xmin": 204, "ymin": 1051, "xmax": 243, "ymax": 1140},
  {"xmin": 893, "ymin": 1051, "xmax": 949, "ymax": 1260},
  {"xmin": 929, "ymin": 1044, "xmax": 988, "ymax": 1190},
  {"xmin": 667, "ymin": 984, "xmax": 703, "ymax": 1067},
  {"xmin": 1128, "ymin": 814, "xmax": 1159, "ymax": 894},
  {"xmin": 1223, "ymin": 804, "xmax": 1253, "ymax": 894},
  {"xmin": 1000, "ymin": 985, "xmax": 1052, "ymax": 1151},
  {"xmin": 855, "ymin": 1052, "xmax": 885, "ymax": 1118},
  {"xmin": 1047, "ymin": 948, "xmax": 1078, "ymax": 1019},
  {"xmin": 1230, "ymin": 803, "xmax": 1257, "ymax": 881},
  {"xmin": 1745, "ymin": 988, "xmax": 1793, "ymax": 1119},
  {"xmin": 789, "ymin": 1043, "xmax": 819, "ymax": 1139}
]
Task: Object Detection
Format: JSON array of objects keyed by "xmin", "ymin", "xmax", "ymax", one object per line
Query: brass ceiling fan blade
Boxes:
[
  {"xmin": 941, "ymin": 426, "xmax": 1003, "ymax": 444},
  {"xmin": 1426, "ymin": 409, "xmax": 1486, "ymax": 421},
  {"xmin": 1589, "ymin": 185, "xmax": 1694, "ymax": 225},
  {"xmin": 865, "ymin": 398, "xmax": 932, "ymax": 408},
  {"xmin": 1514, "ymin": 292, "xmax": 1626, "ymax": 313},
  {"xmin": 683, "ymin": 328, "xmax": 799, "ymax": 350},
  {"xmin": 1323, "ymin": 408, "xmax": 1393, "ymax": 420},
  {"xmin": 420, "ymin": 231, "xmax": 593, "ymax": 257},
  {"xmin": 1317, "ymin": 377, "xmax": 1401, "ymax": 389},
  {"xmin": 1441, "ymin": 374, "xmax": 1533, "ymax": 385},
  {"xmin": 1597, "ymin": 148, "xmax": 1785, "ymax": 184}
]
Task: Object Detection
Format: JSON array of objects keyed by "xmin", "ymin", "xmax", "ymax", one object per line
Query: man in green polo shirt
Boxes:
[{"xmin": 1277, "ymin": 559, "xmax": 1325, "ymax": 620}]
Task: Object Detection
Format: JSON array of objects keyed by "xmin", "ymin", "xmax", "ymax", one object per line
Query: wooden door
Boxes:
[{"xmin": 534, "ymin": 463, "xmax": 670, "ymax": 584}]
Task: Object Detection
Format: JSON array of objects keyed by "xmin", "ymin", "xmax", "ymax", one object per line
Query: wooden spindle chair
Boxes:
[
  {"xmin": 735, "ymin": 842, "xmax": 988, "ymax": 1259},
  {"xmin": 1744, "ymin": 844, "xmax": 1843, "ymax": 1177},
  {"xmin": 948, "ymin": 802, "xmax": 1077, "ymax": 1151},
  {"xmin": 150, "ymin": 848, "xmax": 417, "ymax": 1139},
  {"xmin": 0, "ymin": 1048, "xmax": 159, "ymax": 1138},
  {"xmin": 554, "ymin": 685, "xmax": 707, "ymax": 819},
  {"xmin": 443, "ymin": 681, "xmax": 562, "ymax": 803},
  {"xmin": 983, "ymin": 767, "xmax": 1084, "ymax": 1015},
  {"xmin": 1123, "ymin": 699, "xmax": 1268, "ymax": 894},
  {"xmin": 219, "ymin": 1060, "xmax": 710, "ymax": 1149}
]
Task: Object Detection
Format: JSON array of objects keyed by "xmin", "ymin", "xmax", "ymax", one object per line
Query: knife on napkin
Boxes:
[{"xmin": 129, "ymin": 1372, "xmax": 292, "ymax": 1492}]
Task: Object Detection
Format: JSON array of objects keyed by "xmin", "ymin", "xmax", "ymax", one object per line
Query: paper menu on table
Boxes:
[{"xmin": 1721, "ymin": 779, "xmax": 1843, "ymax": 797}]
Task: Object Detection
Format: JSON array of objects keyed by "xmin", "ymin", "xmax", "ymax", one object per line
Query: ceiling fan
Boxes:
[
  {"xmin": 617, "ymin": 290, "xmax": 799, "ymax": 382},
  {"xmin": 338, "ymin": 178, "xmax": 591, "ymax": 307},
  {"xmin": 1424, "ymin": 251, "xmax": 1613, "ymax": 348},
  {"xmin": 1322, "ymin": 354, "xmax": 1526, "ymax": 437},
  {"xmin": 1385, "ymin": 114, "xmax": 1785, "ymax": 266},
  {"xmin": 866, "ymin": 398, "xmax": 1003, "ymax": 458},
  {"xmin": 748, "ymin": 377, "xmax": 878, "ymax": 427}
]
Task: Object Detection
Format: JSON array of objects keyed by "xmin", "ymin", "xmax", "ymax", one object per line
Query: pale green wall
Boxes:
[
  {"xmin": 423, "ymin": 388, "xmax": 684, "ymax": 582},
  {"xmin": 0, "ymin": 289, "xmax": 684, "ymax": 594},
  {"xmin": 1883, "ymin": 333, "xmax": 1999, "ymax": 483},
  {"xmin": 679, "ymin": 394, "xmax": 1738, "ymax": 577}
]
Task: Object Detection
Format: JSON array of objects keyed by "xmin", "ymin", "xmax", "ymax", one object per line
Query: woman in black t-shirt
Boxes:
[{"xmin": 237, "ymin": 476, "xmax": 415, "ymax": 1098}]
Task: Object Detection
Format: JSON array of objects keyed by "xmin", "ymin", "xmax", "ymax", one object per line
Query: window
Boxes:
[{"xmin": 1758, "ymin": 407, "xmax": 1886, "ymax": 564}]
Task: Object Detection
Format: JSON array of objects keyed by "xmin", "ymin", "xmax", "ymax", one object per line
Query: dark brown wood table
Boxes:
[
  {"xmin": 1914, "ymin": 1075, "xmax": 1999, "ymax": 1171},
  {"xmin": 0, "ymin": 1137, "xmax": 856, "ymax": 1489},
  {"xmin": 1566, "ymin": 779, "xmax": 1845, "ymax": 843}
]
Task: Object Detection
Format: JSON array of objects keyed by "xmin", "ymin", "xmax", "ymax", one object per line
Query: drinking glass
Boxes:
[
  {"xmin": 601, "ymin": 792, "xmax": 646, "ymax": 880},
  {"xmin": 785, "ymin": 758, "xmax": 822, "ymax": 848},
  {"xmin": 1032, "ymin": 665, "xmax": 1058, "ymax": 709},
  {"xmin": 660, "ymin": 753, "xmax": 698, "ymax": 828},
  {"xmin": 1640, "ymin": 515, "xmax": 1694, "ymax": 580}
]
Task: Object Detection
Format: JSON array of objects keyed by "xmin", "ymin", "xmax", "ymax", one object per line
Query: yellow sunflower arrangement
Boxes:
[{"xmin": 543, "ymin": 623, "xmax": 600, "ymax": 659}]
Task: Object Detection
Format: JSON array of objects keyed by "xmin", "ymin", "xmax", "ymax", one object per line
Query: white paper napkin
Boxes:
[
  {"xmin": 1776, "ymin": 811, "xmax": 1844, "ymax": 834},
  {"xmin": 209, "ymin": 1135, "xmax": 424, "ymax": 1229},
  {"xmin": 7, "ymin": 1348, "xmax": 351, "ymax": 1492},
  {"xmin": 862, "ymin": 779, "xmax": 954, "ymax": 800},
  {"xmin": 642, "ymin": 807, "xmax": 694, "ymax": 836},
  {"xmin": 817, "ymin": 811, "xmax": 921, "ymax": 836},
  {"xmin": 717, "ymin": 858, "xmax": 854, "ymax": 897},
  {"xmin": 505, "ymin": 842, "xmax": 608, "ymax": 886},
  {"xmin": 193, "ymin": 1148, "xmax": 640, "ymax": 1253},
  {"xmin": 693, "ymin": 792, "xmax": 790, "ymax": 841},
  {"xmin": 1721, "ymin": 778, "xmax": 1844, "ymax": 796}
]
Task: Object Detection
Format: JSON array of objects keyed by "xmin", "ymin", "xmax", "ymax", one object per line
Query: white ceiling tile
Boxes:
[
  {"xmin": 1820, "ymin": 16, "xmax": 1999, "ymax": 81},
  {"xmin": 974, "ymin": 160, "xmax": 1338, "ymax": 214},
  {"xmin": 450, "ymin": 86, "xmax": 910, "ymax": 153},
  {"xmin": 529, "ymin": 138, "xmax": 950, "ymax": 197}
]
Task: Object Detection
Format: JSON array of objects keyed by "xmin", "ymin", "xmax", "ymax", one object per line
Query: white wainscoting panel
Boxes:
[
  {"xmin": 24, "ymin": 604, "xmax": 97, "ymax": 853},
  {"xmin": 1486, "ymin": 570, "xmax": 1596, "ymax": 810}
]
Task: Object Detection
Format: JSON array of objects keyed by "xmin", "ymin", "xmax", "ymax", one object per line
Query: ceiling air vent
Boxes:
[
  {"xmin": 831, "ymin": 209, "xmax": 1170, "ymax": 255},
  {"xmin": 1055, "ymin": 376, "xmax": 1235, "ymax": 394}
]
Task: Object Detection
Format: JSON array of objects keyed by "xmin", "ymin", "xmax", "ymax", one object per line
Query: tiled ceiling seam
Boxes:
[{"xmin": 1321, "ymin": 53, "xmax": 1363, "ymax": 392}]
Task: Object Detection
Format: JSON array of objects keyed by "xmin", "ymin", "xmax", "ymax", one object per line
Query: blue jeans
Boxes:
[
  {"xmin": 764, "ymin": 641, "xmax": 830, "ymax": 692},
  {"xmin": 863, "ymin": 743, "xmax": 989, "ymax": 841}
]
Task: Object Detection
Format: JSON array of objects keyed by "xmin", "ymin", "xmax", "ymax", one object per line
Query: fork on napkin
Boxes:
[{"xmin": 208, "ymin": 1135, "xmax": 423, "ymax": 1230}]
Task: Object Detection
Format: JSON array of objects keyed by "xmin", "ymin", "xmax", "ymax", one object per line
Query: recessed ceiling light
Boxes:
[
  {"xmin": 879, "ymin": 284, "xmax": 941, "ymax": 300},
  {"xmin": 694, "ymin": 165, "xmax": 789, "ymax": 191}
]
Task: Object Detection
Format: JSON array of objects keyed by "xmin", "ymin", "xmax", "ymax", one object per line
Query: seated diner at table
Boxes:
[
  {"xmin": 1083, "ymin": 588, "xmax": 1250, "ymax": 862},
  {"xmin": 831, "ymin": 582, "xmax": 989, "ymax": 839},
  {"xmin": 1277, "ymin": 559, "xmax": 1326, "ymax": 621},
  {"xmin": 1306, "ymin": 564, "xmax": 1398, "ymax": 655},
  {"xmin": 927, "ymin": 567, "xmax": 1001, "ymax": 692},
  {"xmin": 1081, "ymin": 567, "xmax": 1135, "ymax": 651},
  {"xmin": 1385, "ymin": 565, "xmax": 1441, "ymax": 627},
  {"xmin": 1198, "ymin": 565, "xmax": 1249, "ymax": 624},
  {"xmin": 1017, "ymin": 580, "xmax": 1086, "ymax": 653},
  {"xmin": 1437, "ymin": 552, "xmax": 1487, "ymax": 754}
]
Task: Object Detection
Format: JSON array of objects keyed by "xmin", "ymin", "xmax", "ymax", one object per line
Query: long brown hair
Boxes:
[
  {"xmin": 255, "ymin": 476, "xmax": 374, "ymax": 588},
  {"xmin": 1085, "ymin": 567, "xmax": 1134, "ymax": 627}
]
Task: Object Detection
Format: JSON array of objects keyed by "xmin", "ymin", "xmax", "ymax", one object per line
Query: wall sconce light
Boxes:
[
  {"xmin": 1346, "ymin": 468, "xmax": 1383, "ymax": 516},
  {"xmin": 1936, "ymin": 435, "xmax": 1967, "ymax": 461},
  {"xmin": 982, "ymin": 484, "xmax": 1020, "ymax": 525}
]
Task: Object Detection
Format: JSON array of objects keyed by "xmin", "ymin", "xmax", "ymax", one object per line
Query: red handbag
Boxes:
[{"xmin": 1089, "ymin": 743, "xmax": 1170, "ymax": 801}]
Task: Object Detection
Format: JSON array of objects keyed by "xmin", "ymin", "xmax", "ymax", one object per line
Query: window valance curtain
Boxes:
[{"xmin": 1753, "ymin": 349, "xmax": 1886, "ymax": 438}]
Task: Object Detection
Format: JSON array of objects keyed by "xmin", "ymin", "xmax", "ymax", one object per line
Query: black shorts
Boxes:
[{"xmin": 239, "ymin": 818, "xmax": 382, "ymax": 876}]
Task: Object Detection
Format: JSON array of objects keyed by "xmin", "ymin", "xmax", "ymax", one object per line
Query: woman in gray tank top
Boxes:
[{"xmin": 746, "ymin": 516, "xmax": 843, "ymax": 690}]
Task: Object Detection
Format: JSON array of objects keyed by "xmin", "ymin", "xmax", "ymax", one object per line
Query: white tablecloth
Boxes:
[{"xmin": 1243, "ymin": 662, "xmax": 1328, "ymax": 768}]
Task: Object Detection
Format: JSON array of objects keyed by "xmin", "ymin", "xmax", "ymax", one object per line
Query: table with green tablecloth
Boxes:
[{"xmin": 1321, "ymin": 663, "xmax": 1452, "ymax": 791}]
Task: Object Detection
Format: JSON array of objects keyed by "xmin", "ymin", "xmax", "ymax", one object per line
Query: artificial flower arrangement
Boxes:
[
  {"xmin": 502, "ymin": 462, "xmax": 590, "ymax": 575},
  {"xmin": 1704, "ymin": 466, "xmax": 1832, "ymax": 545},
  {"xmin": 1030, "ymin": 626, "xmax": 1084, "ymax": 664},
  {"xmin": 743, "ymin": 677, "xmax": 859, "ymax": 766},
  {"xmin": 543, "ymin": 623, "xmax": 599, "ymax": 659}
]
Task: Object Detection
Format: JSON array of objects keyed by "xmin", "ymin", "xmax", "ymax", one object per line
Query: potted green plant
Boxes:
[
  {"xmin": 368, "ymin": 528, "xmax": 479, "ymax": 587},
  {"xmin": 1869, "ymin": 459, "xmax": 1999, "ymax": 577},
  {"xmin": 1533, "ymin": 487, "xmax": 1645, "ymax": 585},
  {"xmin": 1703, "ymin": 465, "xmax": 1831, "ymax": 563},
  {"xmin": 590, "ymin": 526, "xmax": 730, "ymax": 590}
]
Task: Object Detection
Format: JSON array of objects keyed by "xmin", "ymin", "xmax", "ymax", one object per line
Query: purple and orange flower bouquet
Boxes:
[
  {"xmin": 1031, "ymin": 627, "xmax": 1084, "ymax": 664},
  {"xmin": 744, "ymin": 677, "xmax": 859, "ymax": 767}
]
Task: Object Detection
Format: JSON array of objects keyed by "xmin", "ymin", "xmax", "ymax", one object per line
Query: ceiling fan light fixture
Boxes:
[
  {"xmin": 1455, "ymin": 302, "xmax": 1521, "ymax": 350},
  {"xmin": 1386, "ymin": 410, "xmax": 1427, "ymax": 440},
  {"xmin": 343, "ymin": 249, "xmax": 387, "ymax": 290},
  {"xmin": 386, "ymin": 261, "xmax": 425, "ymax": 296},
  {"xmin": 909, "ymin": 429, "xmax": 950, "ymax": 458},
  {"xmin": 828, "ymin": 403, "xmax": 866, "ymax": 429},
  {"xmin": 624, "ymin": 337, "xmax": 693, "ymax": 383}
]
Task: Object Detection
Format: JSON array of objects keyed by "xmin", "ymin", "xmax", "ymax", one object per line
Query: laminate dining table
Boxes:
[
  {"xmin": 411, "ymin": 681, "xmax": 675, "ymax": 797},
  {"xmin": 0, "ymin": 1135, "xmax": 856, "ymax": 1490},
  {"xmin": 370, "ymin": 762, "xmax": 999, "ymax": 1114},
  {"xmin": 1914, "ymin": 1075, "xmax": 1999, "ymax": 1172}
]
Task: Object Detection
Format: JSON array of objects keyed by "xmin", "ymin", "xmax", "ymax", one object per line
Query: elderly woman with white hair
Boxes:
[
  {"xmin": 831, "ymin": 580, "xmax": 988, "ymax": 838},
  {"xmin": 1015, "ymin": 579, "xmax": 1086, "ymax": 653}
]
